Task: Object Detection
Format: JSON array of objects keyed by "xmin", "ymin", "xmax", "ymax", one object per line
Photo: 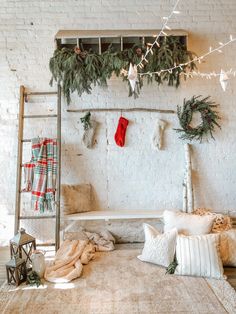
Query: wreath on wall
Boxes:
[
  {"xmin": 175, "ymin": 95, "xmax": 221, "ymax": 142},
  {"xmin": 49, "ymin": 37, "xmax": 197, "ymax": 104}
]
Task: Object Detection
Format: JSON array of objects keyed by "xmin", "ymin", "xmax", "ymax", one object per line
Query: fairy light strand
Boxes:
[
  {"xmin": 181, "ymin": 69, "xmax": 236, "ymax": 79},
  {"xmin": 137, "ymin": 0, "xmax": 181, "ymax": 68},
  {"xmin": 137, "ymin": 36, "xmax": 236, "ymax": 77}
]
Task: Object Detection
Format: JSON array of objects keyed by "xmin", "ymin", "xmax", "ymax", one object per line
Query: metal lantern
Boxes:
[
  {"xmin": 6, "ymin": 255, "xmax": 27, "ymax": 286},
  {"xmin": 10, "ymin": 228, "xmax": 36, "ymax": 268}
]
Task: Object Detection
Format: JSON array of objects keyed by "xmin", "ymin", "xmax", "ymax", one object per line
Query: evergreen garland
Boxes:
[
  {"xmin": 27, "ymin": 271, "xmax": 42, "ymax": 287},
  {"xmin": 175, "ymin": 95, "xmax": 221, "ymax": 142},
  {"xmin": 49, "ymin": 37, "xmax": 197, "ymax": 103}
]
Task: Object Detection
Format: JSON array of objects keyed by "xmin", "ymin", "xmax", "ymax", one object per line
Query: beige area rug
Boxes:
[{"xmin": 1, "ymin": 244, "xmax": 236, "ymax": 314}]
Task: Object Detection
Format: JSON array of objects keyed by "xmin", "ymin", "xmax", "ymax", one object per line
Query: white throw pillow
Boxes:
[
  {"xmin": 163, "ymin": 210, "xmax": 215, "ymax": 235},
  {"xmin": 137, "ymin": 223, "xmax": 177, "ymax": 267},
  {"xmin": 175, "ymin": 234, "xmax": 224, "ymax": 279},
  {"xmin": 61, "ymin": 184, "xmax": 92, "ymax": 215},
  {"xmin": 220, "ymin": 229, "xmax": 236, "ymax": 267}
]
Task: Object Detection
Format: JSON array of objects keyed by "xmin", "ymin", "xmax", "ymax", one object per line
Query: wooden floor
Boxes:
[{"xmin": 0, "ymin": 246, "xmax": 236, "ymax": 290}]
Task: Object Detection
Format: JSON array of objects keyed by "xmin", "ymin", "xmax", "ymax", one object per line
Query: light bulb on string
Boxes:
[{"xmin": 161, "ymin": 31, "xmax": 168, "ymax": 36}]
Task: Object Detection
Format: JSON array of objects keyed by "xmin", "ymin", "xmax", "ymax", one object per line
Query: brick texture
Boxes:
[{"xmin": 0, "ymin": 0, "xmax": 236, "ymax": 243}]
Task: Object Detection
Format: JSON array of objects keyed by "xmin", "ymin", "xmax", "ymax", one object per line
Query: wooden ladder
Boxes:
[{"xmin": 14, "ymin": 85, "xmax": 62, "ymax": 250}]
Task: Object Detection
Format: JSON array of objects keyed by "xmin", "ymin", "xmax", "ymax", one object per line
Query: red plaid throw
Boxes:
[
  {"xmin": 30, "ymin": 138, "xmax": 57, "ymax": 212},
  {"xmin": 23, "ymin": 162, "xmax": 35, "ymax": 192}
]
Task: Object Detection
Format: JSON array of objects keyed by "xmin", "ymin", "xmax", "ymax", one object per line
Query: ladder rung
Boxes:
[
  {"xmin": 19, "ymin": 215, "xmax": 56, "ymax": 220},
  {"xmin": 37, "ymin": 243, "xmax": 55, "ymax": 247},
  {"xmin": 24, "ymin": 92, "xmax": 57, "ymax": 96},
  {"xmin": 23, "ymin": 114, "xmax": 58, "ymax": 119},
  {"xmin": 21, "ymin": 139, "xmax": 31, "ymax": 143},
  {"xmin": 21, "ymin": 138, "xmax": 58, "ymax": 143}
]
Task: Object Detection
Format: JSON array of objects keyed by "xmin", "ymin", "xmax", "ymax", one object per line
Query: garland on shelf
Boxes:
[
  {"xmin": 175, "ymin": 95, "xmax": 221, "ymax": 142},
  {"xmin": 49, "ymin": 37, "xmax": 197, "ymax": 103}
]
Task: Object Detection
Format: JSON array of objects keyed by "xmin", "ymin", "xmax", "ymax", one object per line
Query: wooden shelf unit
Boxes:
[{"xmin": 55, "ymin": 29, "xmax": 188, "ymax": 53}]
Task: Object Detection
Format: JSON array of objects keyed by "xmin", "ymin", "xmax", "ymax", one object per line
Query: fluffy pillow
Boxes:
[
  {"xmin": 175, "ymin": 233, "xmax": 224, "ymax": 279},
  {"xmin": 163, "ymin": 210, "xmax": 215, "ymax": 235},
  {"xmin": 61, "ymin": 184, "xmax": 92, "ymax": 215},
  {"xmin": 137, "ymin": 223, "xmax": 177, "ymax": 267},
  {"xmin": 220, "ymin": 229, "xmax": 236, "ymax": 267}
]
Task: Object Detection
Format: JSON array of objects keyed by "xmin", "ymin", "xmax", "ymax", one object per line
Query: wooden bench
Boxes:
[
  {"xmin": 61, "ymin": 210, "xmax": 163, "ymax": 239},
  {"xmin": 63, "ymin": 210, "xmax": 163, "ymax": 221}
]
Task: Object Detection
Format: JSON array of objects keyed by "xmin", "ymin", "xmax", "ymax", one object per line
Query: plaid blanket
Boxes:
[
  {"xmin": 24, "ymin": 138, "xmax": 57, "ymax": 212},
  {"xmin": 22, "ymin": 162, "xmax": 35, "ymax": 192}
]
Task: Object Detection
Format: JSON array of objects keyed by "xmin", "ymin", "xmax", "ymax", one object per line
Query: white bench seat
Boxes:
[{"xmin": 63, "ymin": 210, "xmax": 163, "ymax": 221}]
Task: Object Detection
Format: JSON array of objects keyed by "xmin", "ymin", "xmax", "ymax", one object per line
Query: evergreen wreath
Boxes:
[
  {"xmin": 175, "ymin": 95, "xmax": 221, "ymax": 142},
  {"xmin": 49, "ymin": 37, "xmax": 197, "ymax": 104}
]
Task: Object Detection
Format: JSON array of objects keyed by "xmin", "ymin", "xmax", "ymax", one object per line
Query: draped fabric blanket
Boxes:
[
  {"xmin": 22, "ymin": 162, "xmax": 35, "ymax": 192},
  {"xmin": 23, "ymin": 138, "xmax": 57, "ymax": 212},
  {"xmin": 44, "ymin": 230, "xmax": 115, "ymax": 283}
]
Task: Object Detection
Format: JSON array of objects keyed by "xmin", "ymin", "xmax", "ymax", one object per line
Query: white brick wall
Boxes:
[{"xmin": 1, "ymin": 0, "xmax": 236, "ymax": 243}]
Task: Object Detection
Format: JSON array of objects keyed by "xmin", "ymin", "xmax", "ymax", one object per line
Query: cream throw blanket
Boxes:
[{"xmin": 44, "ymin": 230, "xmax": 115, "ymax": 283}]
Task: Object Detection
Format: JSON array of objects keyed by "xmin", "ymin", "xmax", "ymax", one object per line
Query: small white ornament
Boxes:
[
  {"xmin": 128, "ymin": 63, "xmax": 138, "ymax": 92},
  {"xmin": 219, "ymin": 69, "xmax": 229, "ymax": 91}
]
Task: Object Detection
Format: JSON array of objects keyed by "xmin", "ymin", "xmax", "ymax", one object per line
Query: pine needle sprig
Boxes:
[
  {"xmin": 80, "ymin": 112, "xmax": 91, "ymax": 130},
  {"xmin": 27, "ymin": 271, "xmax": 42, "ymax": 287},
  {"xmin": 166, "ymin": 254, "xmax": 178, "ymax": 274}
]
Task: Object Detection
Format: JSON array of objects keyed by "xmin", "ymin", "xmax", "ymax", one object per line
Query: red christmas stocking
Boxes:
[{"xmin": 114, "ymin": 117, "xmax": 129, "ymax": 147}]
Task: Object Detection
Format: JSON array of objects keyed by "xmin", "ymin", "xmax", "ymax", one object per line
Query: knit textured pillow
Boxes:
[
  {"xmin": 61, "ymin": 184, "xmax": 92, "ymax": 215},
  {"xmin": 193, "ymin": 208, "xmax": 232, "ymax": 233},
  {"xmin": 163, "ymin": 210, "xmax": 215, "ymax": 235},
  {"xmin": 137, "ymin": 223, "xmax": 177, "ymax": 267},
  {"xmin": 175, "ymin": 233, "xmax": 224, "ymax": 279},
  {"xmin": 219, "ymin": 229, "xmax": 236, "ymax": 267}
]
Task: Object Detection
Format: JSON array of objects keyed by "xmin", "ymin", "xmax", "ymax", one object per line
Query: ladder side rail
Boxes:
[
  {"xmin": 15, "ymin": 85, "xmax": 25, "ymax": 234},
  {"xmin": 55, "ymin": 84, "xmax": 61, "ymax": 250}
]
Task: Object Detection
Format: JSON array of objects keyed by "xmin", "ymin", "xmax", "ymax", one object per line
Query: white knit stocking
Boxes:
[
  {"xmin": 152, "ymin": 119, "xmax": 167, "ymax": 150},
  {"xmin": 82, "ymin": 120, "xmax": 98, "ymax": 149}
]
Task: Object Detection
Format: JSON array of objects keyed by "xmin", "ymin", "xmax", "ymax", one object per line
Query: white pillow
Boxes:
[
  {"xmin": 137, "ymin": 223, "xmax": 177, "ymax": 267},
  {"xmin": 220, "ymin": 229, "xmax": 236, "ymax": 267},
  {"xmin": 175, "ymin": 233, "xmax": 224, "ymax": 279},
  {"xmin": 163, "ymin": 210, "xmax": 215, "ymax": 235}
]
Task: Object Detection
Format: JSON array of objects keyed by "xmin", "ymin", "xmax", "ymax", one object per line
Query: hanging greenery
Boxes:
[
  {"xmin": 49, "ymin": 36, "xmax": 197, "ymax": 103},
  {"xmin": 175, "ymin": 95, "xmax": 221, "ymax": 142}
]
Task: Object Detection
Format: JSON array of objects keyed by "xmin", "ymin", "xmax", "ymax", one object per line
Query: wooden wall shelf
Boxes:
[{"xmin": 55, "ymin": 29, "xmax": 188, "ymax": 53}]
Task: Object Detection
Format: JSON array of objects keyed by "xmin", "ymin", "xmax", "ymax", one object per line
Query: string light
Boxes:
[
  {"xmin": 137, "ymin": 37, "xmax": 236, "ymax": 77},
  {"xmin": 181, "ymin": 69, "xmax": 236, "ymax": 78},
  {"xmin": 137, "ymin": 0, "xmax": 181, "ymax": 68}
]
